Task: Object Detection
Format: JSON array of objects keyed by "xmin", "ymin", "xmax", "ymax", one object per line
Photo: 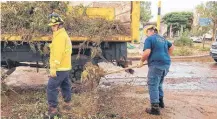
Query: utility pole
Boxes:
[{"xmin": 157, "ymin": 0, "xmax": 161, "ymax": 34}]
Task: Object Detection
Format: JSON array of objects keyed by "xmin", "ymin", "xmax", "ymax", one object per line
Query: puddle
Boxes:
[
  {"xmin": 165, "ymin": 82, "xmax": 201, "ymax": 90},
  {"xmin": 101, "ymin": 77, "xmax": 217, "ymax": 92},
  {"xmin": 165, "ymin": 78, "xmax": 217, "ymax": 91}
]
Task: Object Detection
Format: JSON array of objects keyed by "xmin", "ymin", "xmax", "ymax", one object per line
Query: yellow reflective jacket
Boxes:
[{"xmin": 49, "ymin": 28, "xmax": 72, "ymax": 71}]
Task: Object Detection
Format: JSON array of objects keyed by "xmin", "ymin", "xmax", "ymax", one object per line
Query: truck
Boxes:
[
  {"xmin": 1, "ymin": 1, "xmax": 141, "ymax": 82},
  {"xmin": 210, "ymin": 34, "xmax": 217, "ymax": 62}
]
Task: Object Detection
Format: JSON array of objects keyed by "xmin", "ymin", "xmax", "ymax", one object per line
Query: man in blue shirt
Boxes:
[{"xmin": 137, "ymin": 25, "xmax": 174, "ymax": 115}]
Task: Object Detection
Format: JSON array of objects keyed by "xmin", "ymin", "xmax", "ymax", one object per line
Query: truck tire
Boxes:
[
  {"xmin": 70, "ymin": 54, "xmax": 89, "ymax": 83},
  {"xmin": 5, "ymin": 59, "xmax": 18, "ymax": 68}
]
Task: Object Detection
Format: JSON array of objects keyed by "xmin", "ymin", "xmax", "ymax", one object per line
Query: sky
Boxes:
[{"xmin": 150, "ymin": 0, "xmax": 205, "ymax": 22}]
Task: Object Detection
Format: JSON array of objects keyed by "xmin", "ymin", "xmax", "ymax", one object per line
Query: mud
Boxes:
[{"xmin": 99, "ymin": 61, "xmax": 217, "ymax": 119}]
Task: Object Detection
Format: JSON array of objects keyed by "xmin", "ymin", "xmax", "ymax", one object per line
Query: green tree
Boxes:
[
  {"xmin": 140, "ymin": 1, "xmax": 152, "ymax": 23},
  {"xmin": 191, "ymin": 25, "xmax": 210, "ymax": 37},
  {"xmin": 196, "ymin": 1, "xmax": 217, "ymax": 42},
  {"xmin": 162, "ymin": 12, "xmax": 193, "ymax": 36}
]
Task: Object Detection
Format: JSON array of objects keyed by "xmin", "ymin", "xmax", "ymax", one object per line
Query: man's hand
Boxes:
[
  {"xmin": 49, "ymin": 68, "xmax": 57, "ymax": 78},
  {"xmin": 137, "ymin": 49, "xmax": 150, "ymax": 68},
  {"xmin": 137, "ymin": 60, "xmax": 144, "ymax": 68}
]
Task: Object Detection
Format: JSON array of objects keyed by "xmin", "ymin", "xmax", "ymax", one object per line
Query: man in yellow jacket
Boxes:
[{"xmin": 47, "ymin": 13, "xmax": 72, "ymax": 117}]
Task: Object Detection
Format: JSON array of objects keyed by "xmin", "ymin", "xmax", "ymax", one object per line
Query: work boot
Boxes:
[
  {"xmin": 62, "ymin": 102, "xmax": 72, "ymax": 111},
  {"xmin": 159, "ymin": 98, "xmax": 165, "ymax": 108},
  {"xmin": 145, "ymin": 103, "xmax": 160, "ymax": 115},
  {"xmin": 48, "ymin": 107, "xmax": 59, "ymax": 119}
]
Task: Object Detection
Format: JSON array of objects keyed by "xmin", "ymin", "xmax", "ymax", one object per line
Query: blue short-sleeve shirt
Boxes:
[{"xmin": 143, "ymin": 34, "xmax": 172, "ymax": 69}]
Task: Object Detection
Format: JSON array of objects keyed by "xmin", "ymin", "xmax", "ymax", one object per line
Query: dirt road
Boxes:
[
  {"xmin": 100, "ymin": 62, "xmax": 217, "ymax": 119},
  {"xmin": 1, "ymin": 61, "xmax": 217, "ymax": 119}
]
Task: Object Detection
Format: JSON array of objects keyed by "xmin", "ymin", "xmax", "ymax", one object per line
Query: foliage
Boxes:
[
  {"xmin": 196, "ymin": 1, "xmax": 217, "ymax": 20},
  {"xmin": 174, "ymin": 31, "xmax": 193, "ymax": 47},
  {"xmin": 1, "ymin": 1, "xmax": 68, "ymax": 38},
  {"xmin": 163, "ymin": 12, "xmax": 193, "ymax": 35},
  {"xmin": 199, "ymin": 47, "xmax": 210, "ymax": 51},
  {"xmin": 195, "ymin": 1, "xmax": 217, "ymax": 41},
  {"xmin": 1, "ymin": 85, "xmax": 147, "ymax": 119},
  {"xmin": 1, "ymin": 1, "xmax": 128, "ymax": 39},
  {"xmin": 140, "ymin": 1, "xmax": 152, "ymax": 23},
  {"xmin": 191, "ymin": 25, "xmax": 210, "ymax": 37}
]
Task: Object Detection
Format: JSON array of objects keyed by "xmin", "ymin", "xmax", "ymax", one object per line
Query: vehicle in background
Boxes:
[
  {"xmin": 210, "ymin": 41, "xmax": 217, "ymax": 62},
  {"xmin": 190, "ymin": 36, "xmax": 203, "ymax": 43},
  {"xmin": 1, "ymin": 1, "xmax": 141, "ymax": 82},
  {"xmin": 204, "ymin": 33, "xmax": 213, "ymax": 41}
]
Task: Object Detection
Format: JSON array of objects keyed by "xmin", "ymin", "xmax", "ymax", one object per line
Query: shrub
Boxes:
[{"xmin": 174, "ymin": 32, "xmax": 193, "ymax": 47}]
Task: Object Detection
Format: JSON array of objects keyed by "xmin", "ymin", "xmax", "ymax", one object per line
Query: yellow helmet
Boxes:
[
  {"xmin": 144, "ymin": 25, "xmax": 158, "ymax": 35},
  {"xmin": 48, "ymin": 13, "xmax": 64, "ymax": 26}
]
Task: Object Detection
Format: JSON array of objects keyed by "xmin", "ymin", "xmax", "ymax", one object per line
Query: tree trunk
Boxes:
[
  {"xmin": 170, "ymin": 24, "xmax": 172, "ymax": 38},
  {"xmin": 212, "ymin": 22, "xmax": 216, "ymax": 42},
  {"xmin": 202, "ymin": 35, "xmax": 205, "ymax": 49},
  {"xmin": 180, "ymin": 25, "xmax": 184, "ymax": 35}
]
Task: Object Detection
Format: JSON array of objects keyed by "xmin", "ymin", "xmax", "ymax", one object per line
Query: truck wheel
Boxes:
[
  {"xmin": 5, "ymin": 60, "xmax": 17, "ymax": 68},
  {"xmin": 42, "ymin": 56, "xmax": 49, "ymax": 68},
  {"xmin": 214, "ymin": 59, "xmax": 217, "ymax": 62},
  {"xmin": 70, "ymin": 55, "xmax": 89, "ymax": 83}
]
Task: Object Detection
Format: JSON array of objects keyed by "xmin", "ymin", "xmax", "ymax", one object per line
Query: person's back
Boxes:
[
  {"xmin": 138, "ymin": 25, "xmax": 174, "ymax": 116},
  {"xmin": 144, "ymin": 34, "xmax": 172, "ymax": 70}
]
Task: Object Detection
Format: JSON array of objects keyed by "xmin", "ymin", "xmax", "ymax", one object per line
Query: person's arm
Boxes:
[
  {"xmin": 141, "ymin": 49, "xmax": 151, "ymax": 62},
  {"xmin": 168, "ymin": 44, "xmax": 174, "ymax": 56},
  {"xmin": 138, "ymin": 37, "xmax": 152, "ymax": 67},
  {"xmin": 167, "ymin": 40, "xmax": 174, "ymax": 56}
]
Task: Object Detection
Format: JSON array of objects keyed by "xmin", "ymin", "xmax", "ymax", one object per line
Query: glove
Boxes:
[
  {"xmin": 49, "ymin": 68, "xmax": 57, "ymax": 78},
  {"xmin": 137, "ymin": 60, "xmax": 144, "ymax": 68}
]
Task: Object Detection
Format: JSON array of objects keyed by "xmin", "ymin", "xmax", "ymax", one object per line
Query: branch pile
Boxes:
[{"xmin": 1, "ymin": 1, "xmax": 129, "ymax": 41}]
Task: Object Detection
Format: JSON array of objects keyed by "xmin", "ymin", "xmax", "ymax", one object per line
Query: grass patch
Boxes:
[
  {"xmin": 199, "ymin": 47, "xmax": 210, "ymax": 51},
  {"xmin": 172, "ymin": 41, "xmax": 211, "ymax": 56},
  {"xmin": 193, "ymin": 43, "xmax": 210, "ymax": 51},
  {"xmin": 173, "ymin": 47, "xmax": 193, "ymax": 56},
  {"xmin": 1, "ymin": 90, "xmax": 48, "ymax": 119}
]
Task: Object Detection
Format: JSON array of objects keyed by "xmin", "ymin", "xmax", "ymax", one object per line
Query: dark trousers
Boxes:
[{"xmin": 47, "ymin": 71, "xmax": 71, "ymax": 108}]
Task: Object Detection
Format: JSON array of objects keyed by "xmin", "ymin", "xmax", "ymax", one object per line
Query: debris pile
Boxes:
[
  {"xmin": 80, "ymin": 62, "xmax": 125, "ymax": 92},
  {"xmin": 1, "ymin": 1, "xmax": 129, "ymax": 61},
  {"xmin": 98, "ymin": 62, "xmax": 123, "ymax": 73},
  {"xmin": 80, "ymin": 62, "xmax": 105, "ymax": 91},
  {"xmin": 1, "ymin": 1, "xmax": 128, "ymax": 41}
]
